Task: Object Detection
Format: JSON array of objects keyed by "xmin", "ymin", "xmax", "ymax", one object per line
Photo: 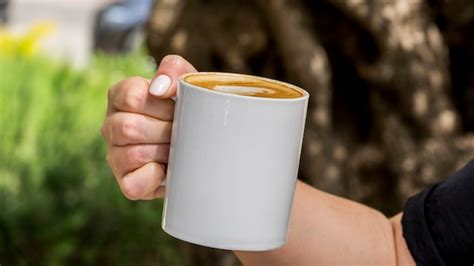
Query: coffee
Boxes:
[{"xmin": 184, "ymin": 73, "xmax": 303, "ymax": 99}]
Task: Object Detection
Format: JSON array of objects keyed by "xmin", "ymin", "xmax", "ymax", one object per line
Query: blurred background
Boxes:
[{"xmin": 1, "ymin": 0, "xmax": 473, "ymax": 265}]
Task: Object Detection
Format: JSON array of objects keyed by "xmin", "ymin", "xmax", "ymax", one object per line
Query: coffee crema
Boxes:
[{"xmin": 184, "ymin": 73, "xmax": 303, "ymax": 99}]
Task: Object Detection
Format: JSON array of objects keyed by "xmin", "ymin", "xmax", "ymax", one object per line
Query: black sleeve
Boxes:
[{"xmin": 402, "ymin": 160, "xmax": 474, "ymax": 266}]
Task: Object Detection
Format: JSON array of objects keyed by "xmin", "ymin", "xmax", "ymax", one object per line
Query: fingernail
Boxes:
[{"xmin": 149, "ymin": 75, "xmax": 171, "ymax": 96}]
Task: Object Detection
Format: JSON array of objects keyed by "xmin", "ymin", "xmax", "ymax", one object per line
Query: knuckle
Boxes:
[
  {"xmin": 122, "ymin": 89, "xmax": 143, "ymax": 111},
  {"xmin": 126, "ymin": 146, "xmax": 146, "ymax": 167},
  {"xmin": 114, "ymin": 78, "xmax": 145, "ymax": 111},
  {"xmin": 119, "ymin": 116, "xmax": 139, "ymax": 141}
]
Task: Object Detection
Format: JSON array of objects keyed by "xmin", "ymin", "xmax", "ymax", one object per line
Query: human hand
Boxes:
[{"xmin": 101, "ymin": 55, "xmax": 197, "ymax": 200}]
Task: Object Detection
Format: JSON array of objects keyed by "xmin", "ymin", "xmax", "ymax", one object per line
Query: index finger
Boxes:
[
  {"xmin": 107, "ymin": 77, "xmax": 175, "ymax": 121},
  {"xmin": 149, "ymin": 54, "xmax": 198, "ymax": 98}
]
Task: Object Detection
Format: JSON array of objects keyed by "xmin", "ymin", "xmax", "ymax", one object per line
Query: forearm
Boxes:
[{"xmin": 235, "ymin": 181, "xmax": 398, "ymax": 265}]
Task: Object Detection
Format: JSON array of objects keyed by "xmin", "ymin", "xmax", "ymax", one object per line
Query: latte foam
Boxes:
[{"xmin": 184, "ymin": 73, "xmax": 303, "ymax": 99}]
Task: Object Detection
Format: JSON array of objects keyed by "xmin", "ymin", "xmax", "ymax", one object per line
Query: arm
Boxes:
[
  {"xmin": 235, "ymin": 181, "xmax": 415, "ymax": 265},
  {"xmin": 101, "ymin": 55, "xmax": 415, "ymax": 266}
]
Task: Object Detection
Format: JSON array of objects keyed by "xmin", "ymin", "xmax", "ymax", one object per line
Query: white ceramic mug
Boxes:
[{"xmin": 162, "ymin": 72, "xmax": 309, "ymax": 251}]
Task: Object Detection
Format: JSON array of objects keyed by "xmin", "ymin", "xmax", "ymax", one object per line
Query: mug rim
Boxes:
[{"xmin": 179, "ymin": 72, "xmax": 309, "ymax": 102}]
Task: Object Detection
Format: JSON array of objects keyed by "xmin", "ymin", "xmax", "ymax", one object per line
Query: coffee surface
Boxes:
[{"xmin": 184, "ymin": 73, "xmax": 303, "ymax": 99}]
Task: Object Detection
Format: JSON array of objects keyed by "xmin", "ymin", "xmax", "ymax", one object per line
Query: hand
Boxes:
[{"xmin": 101, "ymin": 55, "xmax": 197, "ymax": 200}]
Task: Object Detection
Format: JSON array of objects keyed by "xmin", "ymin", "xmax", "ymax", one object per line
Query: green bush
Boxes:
[{"xmin": 0, "ymin": 51, "xmax": 188, "ymax": 266}]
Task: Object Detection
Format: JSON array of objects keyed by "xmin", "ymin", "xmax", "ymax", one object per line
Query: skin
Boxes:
[{"xmin": 101, "ymin": 54, "xmax": 416, "ymax": 265}]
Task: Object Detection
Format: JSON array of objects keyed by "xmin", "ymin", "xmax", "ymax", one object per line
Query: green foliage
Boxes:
[{"xmin": 0, "ymin": 51, "xmax": 188, "ymax": 265}]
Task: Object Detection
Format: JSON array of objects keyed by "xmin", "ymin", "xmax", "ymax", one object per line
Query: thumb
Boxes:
[{"xmin": 149, "ymin": 55, "xmax": 198, "ymax": 98}]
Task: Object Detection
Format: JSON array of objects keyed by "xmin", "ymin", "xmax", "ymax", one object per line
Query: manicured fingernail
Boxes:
[{"xmin": 149, "ymin": 75, "xmax": 171, "ymax": 96}]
